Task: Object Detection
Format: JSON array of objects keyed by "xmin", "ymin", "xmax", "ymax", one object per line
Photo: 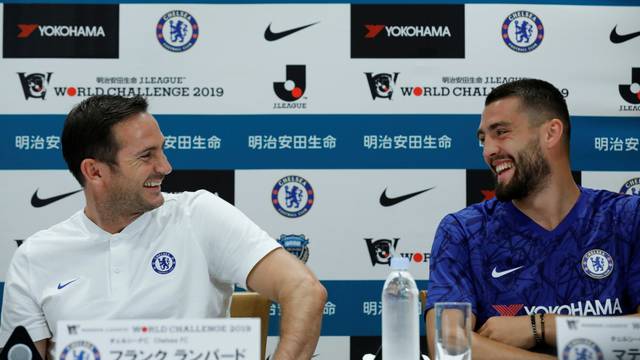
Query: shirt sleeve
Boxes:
[
  {"xmin": 187, "ymin": 190, "xmax": 281, "ymax": 290},
  {"xmin": 425, "ymin": 214, "xmax": 478, "ymax": 314},
  {"xmin": 624, "ymin": 195, "xmax": 640, "ymax": 311},
  {"xmin": 0, "ymin": 243, "xmax": 51, "ymax": 347}
]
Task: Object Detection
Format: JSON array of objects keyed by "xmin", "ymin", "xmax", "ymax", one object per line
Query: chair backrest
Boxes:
[
  {"xmin": 419, "ymin": 290, "xmax": 428, "ymax": 313},
  {"xmin": 230, "ymin": 292, "xmax": 271, "ymax": 360}
]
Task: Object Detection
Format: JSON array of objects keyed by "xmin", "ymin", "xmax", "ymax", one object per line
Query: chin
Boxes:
[{"xmin": 147, "ymin": 193, "xmax": 165, "ymax": 210}]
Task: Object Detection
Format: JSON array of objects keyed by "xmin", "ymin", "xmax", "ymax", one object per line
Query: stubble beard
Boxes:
[
  {"xmin": 104, "ymin": 176, "xmax": 164, "ymax": 220},
  {"xmin": 494, "ymin": 137, "xmax": 551, "ymax": 201}
]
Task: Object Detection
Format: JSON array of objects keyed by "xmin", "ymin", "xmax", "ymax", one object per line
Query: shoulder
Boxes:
[
  {"xmin": 159, "ymin": 190, "xmax": 228, "ymax": 213},
  {"xmin": 439, "ymin": 198, "xmax": 507, "ymax": 234},
  {"xmin": 16, "ymin": 210, "xmax": 85, "ymax": 258},
  {"xmin": 432, "ymin": 199, "xmax": 509, "ymax": 254},
  {"xmin": 580, "ymin": 187, "xmax": 639, "ymax": 221},
  {"xmin": 24, "ymin": 210, "xmax": 85, "ymax": 245},
  {"xmin": 156, "ymin": 190, "xmax": 236, "ymax": 228}
]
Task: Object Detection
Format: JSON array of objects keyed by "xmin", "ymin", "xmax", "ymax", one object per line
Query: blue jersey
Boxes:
[{"xmin": 426, "ymin": 187, "xmax": 640, "ymax": 328}]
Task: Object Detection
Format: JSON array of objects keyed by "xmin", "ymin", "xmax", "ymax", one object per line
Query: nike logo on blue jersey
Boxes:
[
  {"xmin": 491, "ymin": 266, "xmax": 524, "ymax": 278},
  {"xmin": 57, "ymin": 279, "xmax": 78, "ymax": 289}
]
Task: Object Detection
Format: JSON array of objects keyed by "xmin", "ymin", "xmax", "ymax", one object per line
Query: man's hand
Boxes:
[{"xmin": 477, "ymin": 315, "xmax": 535, "ymax": 349}]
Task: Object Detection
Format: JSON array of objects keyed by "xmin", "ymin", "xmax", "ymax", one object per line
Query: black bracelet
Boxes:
[
  {"xmin": 540, "ymin": 313, "xmax": 546, "ymax": 344},
  {"xmin": 530, "ymin": 314, "xmax": 543, "ymax": 346}
]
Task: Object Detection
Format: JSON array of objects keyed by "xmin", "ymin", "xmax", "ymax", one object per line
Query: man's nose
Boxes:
[
  {"xmin": 157, "ymin": 152, "xmax": 173, "ymax": 175},
  {"xmin": 482, "ymin": 138, "xmax": 498, "ymax": 161}
]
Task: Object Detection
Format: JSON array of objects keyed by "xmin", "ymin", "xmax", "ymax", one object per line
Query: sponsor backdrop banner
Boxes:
[
  {"xmin": 3, "ymin": 4, "xmax": 119, "ymax": 58},
  {"xmin": 0, "ymin": 1, "xmax": 638, "ymax": 358}
]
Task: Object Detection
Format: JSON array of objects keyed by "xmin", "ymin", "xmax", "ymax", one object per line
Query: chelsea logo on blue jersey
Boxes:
[{"xmin": 581, "ymin": 249, "xmax": 614, "ymax": 279}]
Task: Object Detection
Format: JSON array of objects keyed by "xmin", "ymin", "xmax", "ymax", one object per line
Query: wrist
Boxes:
[
  {"xmin": 539, "ymin": 313, "xmax": 546, "ymax": 345},
  {"xmin": 530, "ymin": 314, "xmax": 544, "ymax": 347}
]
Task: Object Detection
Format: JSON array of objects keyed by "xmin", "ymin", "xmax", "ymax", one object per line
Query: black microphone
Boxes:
[{"xmin": 0, "ymin": 326, "xmax": 43, "ymax": 360}]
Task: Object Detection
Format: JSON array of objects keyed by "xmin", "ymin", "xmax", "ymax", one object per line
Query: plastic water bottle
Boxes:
[{"xmin": 382, "ymin": 256, "xmax": 420, "ymax": 360}]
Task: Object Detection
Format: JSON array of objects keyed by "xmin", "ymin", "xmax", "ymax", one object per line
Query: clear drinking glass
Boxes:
[{"xmin": 434, "ymin": 302, "xmax": 472, "ymax": 360}]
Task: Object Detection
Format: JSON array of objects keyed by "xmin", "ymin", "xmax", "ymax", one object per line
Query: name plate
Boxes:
[
  {"xmin": 556, "ymin": 316, "xmax": 640, "ymax": 360},
  {"xmin": 57, "ymin": 318, "xmax": 260, "ymax": 360}
]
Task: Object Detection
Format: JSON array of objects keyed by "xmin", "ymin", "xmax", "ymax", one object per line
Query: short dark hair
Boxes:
[
  {"xmin": 485, "ymin": 79, "xmax": 570, "ymax": 150},
  {"xmin": 61, "ymin": 95, "xmax": 148, "ymax": 186}
]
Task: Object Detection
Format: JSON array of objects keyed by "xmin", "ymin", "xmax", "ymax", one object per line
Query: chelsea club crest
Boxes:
[
  {"xmin": 620, "ymin": 177, "xmax": 640, "ymax": 196},
  {"xmin": 278, "ymin": 234, "xmax": 310, "ymax": 263},
  {"xmin": 561, "ymin": 338, "xmax": 604, "ymax": 360},
  {"xmin": 581, "ymin": 249, "xmax": 613, "ymax": 279},
  {"xmin": 156, "ymin": 10, "xmax": 199, "ymax": 52},
  {"xmin": 271, "ymin": 175, "xmax": 314, "ymax": 218},
  {"xmin": 59, "ymin": 341, "xmax": 101, "ymax": 360},
  {"xmin": 501, "ymin": 10, "xmax": 544, "ymax": 53},
  {"xmin": 151, "ymin": 251, "xmax": 176, "ymax": 275}
]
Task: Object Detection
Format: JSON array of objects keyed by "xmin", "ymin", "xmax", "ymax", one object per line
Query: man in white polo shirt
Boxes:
[{"xmin": 0, "ymin": 95, "xmax": 327, "ymax": 360}]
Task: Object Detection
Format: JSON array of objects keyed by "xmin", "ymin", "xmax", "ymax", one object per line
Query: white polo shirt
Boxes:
[{"xmin": 0, "ymin": 190, "xmax": 280, "ymax": 357}]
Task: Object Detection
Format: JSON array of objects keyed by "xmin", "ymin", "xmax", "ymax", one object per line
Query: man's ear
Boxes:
[
  {"xmin": 80, "ymin": 158, "xmax": 105, "ymax": 185},
  {"xmin": 542, "ymin": 118, "xmax": 564, "ymax": 149}
]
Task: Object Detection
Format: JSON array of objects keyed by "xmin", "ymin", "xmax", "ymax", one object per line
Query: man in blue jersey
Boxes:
[{"xmin": 425, "ymin": 79, "xmax": 640, "ymax": 359}]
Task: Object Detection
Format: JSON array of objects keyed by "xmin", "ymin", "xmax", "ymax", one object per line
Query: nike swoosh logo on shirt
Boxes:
[
  {"xmin": 31, "ymin": 188, "xmax": 82, "ymax": 208},
  {"xmin": 379, "ymin": 187, "xmax": 435, "ymax": 207},
  {"xmin": 57, "ymin": 279, "xmax": 78, "ymax": 290},
  {"xmin": 264, "ymin": 21, "xmax": 319, "ymax": 41},
  {"xmin": 491, "ymin": 266, "xmax": 524, "ymax": 278},
  {"xmin": 610, "ymin": 26, "xmax": 640, "ymax": 44}
]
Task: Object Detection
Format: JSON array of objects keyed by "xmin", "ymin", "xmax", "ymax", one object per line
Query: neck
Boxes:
[
  {"xmin": 84, "ymin": 192, "xmax": 143, "ymax": 234},
  {"xmin": 512, "ymin": 168, "xmax": 580, "ymax": 231}
]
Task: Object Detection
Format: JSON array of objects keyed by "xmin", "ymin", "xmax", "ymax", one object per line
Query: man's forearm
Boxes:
[
  {"xmin": 471, "ymin": 333, "xmax": 555, "ymax": 360},
  {"xmin": 272, "ymin": 277, "xmax": 327, "ymax": 360}
]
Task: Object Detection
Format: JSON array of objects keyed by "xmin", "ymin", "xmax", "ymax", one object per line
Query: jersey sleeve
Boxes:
[
  {"xmin": 187, "ymin": 190, "xmax": 281, "ymax": 290},
  {"xmin": 624, "ymin": 196, "xmax": 640, "ymax": 311},
  {"xmin": 0, "ymin": 243, "xmax": 51, "ymax": 346},
  {"xmin": 425, "ymin": 214, "xmax": 478, "ymax": 314}
]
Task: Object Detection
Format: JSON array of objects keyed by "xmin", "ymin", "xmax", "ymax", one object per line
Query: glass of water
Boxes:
[{"xmin": 434, "ymin": 302, "xmax": 472, "ymax": 360}]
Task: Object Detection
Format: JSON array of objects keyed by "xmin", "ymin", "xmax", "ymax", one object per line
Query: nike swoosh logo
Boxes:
[
  {"xmin": 31, "ymin": 188, "xmax": 82, "ymax": 208},
  {"xmin": 491, "ymin": 266, "xmax": 524, "ymax": 278},
  {"xmin": 57, "ymin": 279, "xmax": 78, "ymax": 290},
  {"xmin": 379, "ymin": 187, "xmax": 435, "ymax": 207},
  {"xmin": 264, "ymin": 21, "xmax": 319, "ymax": 41},
  {"xmin": 610, "ymin": 25, "xmax": 640, "ymax": 44}
]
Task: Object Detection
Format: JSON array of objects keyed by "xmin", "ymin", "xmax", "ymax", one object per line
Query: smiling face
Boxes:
[
  {"xmin": 477, "ymin": 96, "xmax": 551, "ymax": 201},
  {"xmin": 102, "ymin": 112, "xmax": 172, "ymax": 215}
]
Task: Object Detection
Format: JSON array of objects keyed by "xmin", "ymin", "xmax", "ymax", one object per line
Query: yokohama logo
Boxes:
[
  {"xmin": 525, "ymin": 298, "xmax": 623, "ymax": 316},
  {"xmin": 17, "ymin": 24, "xmax": 38, "ymax": 38},
  {"xmin": 17, "ymin": 24, "xmax": 106, "ymax": 38},
  {"xmin": 364, "ymin": 25, "xmax": 385, "ymax": 38},
  {"xmin": 492, "ymin": 304, "xmax": 524, "ymax": 316},
  {"xmin": 493, "ymin": 299, "xmax": 623, "ymax": 317},
  {"xmin": 364, "ymin": 24, "xmax": 451, "ymax": 38}
]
